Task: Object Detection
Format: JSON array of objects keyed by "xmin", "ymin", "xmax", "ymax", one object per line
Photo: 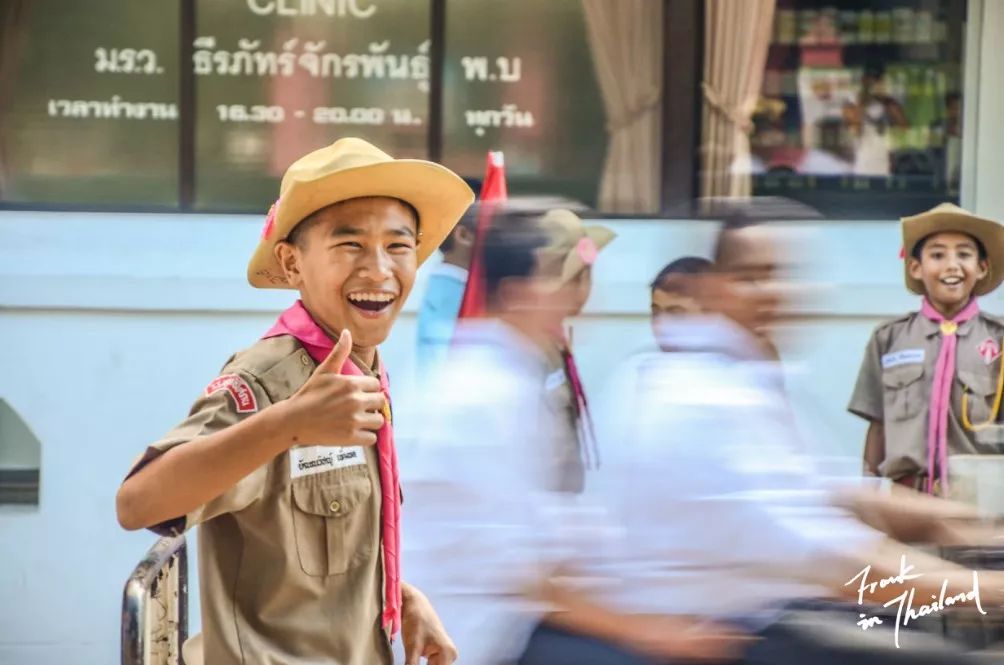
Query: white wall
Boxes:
[{"xmin": 1, "ymin": 4, "xmax": 1002, "ymax": 663}]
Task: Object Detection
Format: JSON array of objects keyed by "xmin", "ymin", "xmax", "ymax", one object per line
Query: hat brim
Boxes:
[
  {"xmin": 248, "ymin": 160, "xmax": 474, "ymax": 289},
  {"xmin": 902, "ymin": 211, "xmax": 1004, "ymax": 296}
]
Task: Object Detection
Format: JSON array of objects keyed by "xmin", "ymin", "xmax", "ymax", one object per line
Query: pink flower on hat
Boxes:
[
  {"xmin": 577, "ymin": 236, "xmax": 598, "ymax": 265},
  {"xmin": 261, "ymin": 198, "xmax": 280, "ymax": 239}
]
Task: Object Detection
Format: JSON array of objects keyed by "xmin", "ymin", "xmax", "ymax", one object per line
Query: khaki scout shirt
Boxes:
[
  {"xmin": 126, "ymin": 335, "xmax": 392, "ymax": 665},
  {"xmin": 848, "ymin": 311, "xmax": 1004, "ymax": 480},
  {"xmin": 541, "ymin": 343, "xmax": 586, "ymax": 494}
]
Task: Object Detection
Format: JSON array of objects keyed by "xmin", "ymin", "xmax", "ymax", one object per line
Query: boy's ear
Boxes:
[
  {"xmin": 274, "ymin": 241, "xmax": 303, "ymax": 288},
  {"xmin": 977, "ymin": 257, "xmax": 990, "ymax": 282},
  {"xmin": 907, "ymin": 257, "xmax": 924, "ymax": 281}
]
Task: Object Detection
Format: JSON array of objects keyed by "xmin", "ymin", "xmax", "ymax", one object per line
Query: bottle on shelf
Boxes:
[
  {"xmin": 915, "ymin": 10, "xmax": 934, "ymax": 44},
  {"xmin": 839, "ymin": 10, "xmax": 858, "ymax": 45},
  {"xmin": 800, "ymin": 9, "xmax": 818, "ymax": 45},
  {"xmin": 875, "ymin": 11, "xmax": 893, "ymax": 44},
  {"xmin": 858, "ymin": 10, "xmax": 874, "ymax": 44},
  {"xmin": 893, "ymin": 8, "xmax": 915, "ymax": 44},
  {"xmin": 777, "ymin": 9, "xmax": 797, "ymax": 45}
]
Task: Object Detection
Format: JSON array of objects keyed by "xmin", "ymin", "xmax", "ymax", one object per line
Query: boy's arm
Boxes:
[
  {"xmin": 832, "ymin": 483, "xmax": 992, "ymax": 546},
  {"xmin": 863, "ymin": 421, "xmax": 885, "ymax": 476},
  {"xmin": 117, "ymin": 332, "xmax": 384, "ymax": 531},
  {"xmin": 118, "ymin": 401, "xmax": 290, "ymax": 531},
  {"xmin": 538, "ymin": 581, "xmax": 753, "ymax": 663},
  {"xmin": 849, "ymin": 331, "xmax": 886, "ymax": 475}
]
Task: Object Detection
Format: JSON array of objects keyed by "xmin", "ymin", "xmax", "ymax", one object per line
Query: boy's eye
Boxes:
[{"xmin": 336, "ymin": 241, "xmax": 363, "ymax": 250}]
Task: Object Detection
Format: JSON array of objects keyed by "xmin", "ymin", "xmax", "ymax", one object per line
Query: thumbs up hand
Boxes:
[{"xmin": 282, "ymin": 330, "xmax": 385, "ymax": 447}]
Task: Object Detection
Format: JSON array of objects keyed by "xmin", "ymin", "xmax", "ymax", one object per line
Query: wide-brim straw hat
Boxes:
[
  {"xmin": 248, "ymin": 137, "xmax": 474, "ymax": 289},
  {"xmin": 902, "ymin": 203, "xmax": 1004, "ymax": 296},
  {"xmin": 535, "ymin": 209, "xmax": 616, "ymax": 290}
]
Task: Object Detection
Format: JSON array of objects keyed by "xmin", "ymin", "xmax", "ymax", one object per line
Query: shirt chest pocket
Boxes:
[
  {"xmin": 291, "ymin": 474, "xmax": 374, "ymax": 577},
  {"xmin": 959, "ymin": 369, "xmax": 999, "ymax": 431},
  {"xmin": 882, "ymin": 363, "xmax": 926, "ymax": 422}
]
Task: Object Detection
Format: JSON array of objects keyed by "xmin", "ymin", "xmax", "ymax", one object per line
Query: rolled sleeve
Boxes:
[
  {"xmin": 124, "ymin": 370, "xmax": 273, "ymax": 536},
  {"xmin": 848, "ymin": 332, "xmax": 884, "ymax": 423}
]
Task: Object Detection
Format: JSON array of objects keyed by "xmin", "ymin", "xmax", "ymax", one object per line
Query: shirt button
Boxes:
[
  {"xmin": 301, "ymin": 354, "xmax": 310, "ymax": 366},
  {"xmin": 329, "ymin": 499, "xmax": 342, "ymax": 514}
]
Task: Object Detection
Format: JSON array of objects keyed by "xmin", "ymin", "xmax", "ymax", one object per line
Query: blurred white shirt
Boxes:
[
  {"xmin": 588, "ymin": 315, "xmax": 883, "ymax": 622},
  {"xmin": 400, "ymin": 320, "xmax": 591, "ymax": 664}
]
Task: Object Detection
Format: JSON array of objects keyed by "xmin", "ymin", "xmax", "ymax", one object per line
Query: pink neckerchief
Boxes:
[
  {"xmin": 263, "ymin": 300, "xmax": 402, "ymax": 637},
  {"xmin": 553, "ymin": 328, "xmax": 600, "ymax": 469},
  {"xmin": 921, "ymin": 297, "xmax": 980, "ymax": 496}
]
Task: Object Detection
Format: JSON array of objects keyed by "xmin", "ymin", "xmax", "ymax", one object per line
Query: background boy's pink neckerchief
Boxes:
[
  {"xmin": 554, "ymin": 328, "xmax": 600, "ymax": 470},
  {"xmin": 921, "ymin": 297, "xmax": 980, "ymax": 496},
  {"xmin": 263, "ymin": 300, "xmax": 402, "ymax": 637}
]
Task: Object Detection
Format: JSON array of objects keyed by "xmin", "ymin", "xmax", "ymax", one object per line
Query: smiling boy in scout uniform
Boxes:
[
  {"xmin": 849, "ymin": 203, "xmax": 1004, "ymax": 494},
  {"xmin": 116, "ymin": 138, "xmax": 474, "ymax": 665}
]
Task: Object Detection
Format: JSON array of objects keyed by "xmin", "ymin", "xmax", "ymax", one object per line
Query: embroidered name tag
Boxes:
[
  {"xmin": 881, "ymin": 349, "xmax": 925, "ymax": 369},
  {"xmin": 545, "ymin": 369, "xmax": 567, "ymax": 392},
  {"xmin": 204, "ymin": 374, "xmax": 258, "ymax": 413},
  {"xmin": 289, "ymin": 445, "xmax": 365, "ymax": 478}
]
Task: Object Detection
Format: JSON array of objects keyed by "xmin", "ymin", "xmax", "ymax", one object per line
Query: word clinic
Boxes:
[{"xmin": 247, "ymin": 0, "xmax": 377, "ymax": 18}]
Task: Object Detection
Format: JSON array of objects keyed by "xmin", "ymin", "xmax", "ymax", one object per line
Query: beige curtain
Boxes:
[
  {"xmin": 700, "ymin": 0, "xmax": 775, "ymax": 199},
  {"xmin": 582, "ymin": 0, "xmax": 663, "ymax": 214}
]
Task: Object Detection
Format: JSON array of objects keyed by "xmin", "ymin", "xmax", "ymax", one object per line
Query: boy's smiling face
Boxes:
[
  {"xmin": 274, "ymin": 196, "xmax": 419, "ymax": 350},
  {"xmin": 908, "ymin": 231, "xmax": 987, "ymax": 316}
]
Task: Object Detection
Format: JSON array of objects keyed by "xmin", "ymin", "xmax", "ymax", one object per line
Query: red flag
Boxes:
[{"xmin": 457, "ymin": 151, "xmax": 508, "ymax": 318}]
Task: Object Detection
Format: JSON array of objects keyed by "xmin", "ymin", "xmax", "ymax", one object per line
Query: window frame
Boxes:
[{"xmin": 0, "ymin": 0, "xmax": 968, "ymax": 219}]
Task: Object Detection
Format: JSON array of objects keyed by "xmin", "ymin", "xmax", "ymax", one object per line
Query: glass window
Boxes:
[
  {"xmin": 193, "ymin": 0, "xmax": 430, "ymax": 212},
  {"xmin": 0, "ymin": 399, "xmax": 41, "ymax": 506},
  {"xmin": 748, "ymin": 0, "xmax": 967, "ymax": 217},
  {"xmin": 441, "ymin": 0, "xmax": 616, "ymax": 211},
  {"xmin": 0, "ymin": 0, "xmax": 181, "ymax": 208}
]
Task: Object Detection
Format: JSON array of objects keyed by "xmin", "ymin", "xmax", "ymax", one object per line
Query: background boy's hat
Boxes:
[
  {"xmin": 248, "ymin": 138, "xmax": 474, "ymax": 289},
  {"xmin": 535, "ymin": 209, "xmax": 616, "ymax": 289},
  {"xmin": 902, "ymin": 203, "xmax": 1004, "ymax": 296}
]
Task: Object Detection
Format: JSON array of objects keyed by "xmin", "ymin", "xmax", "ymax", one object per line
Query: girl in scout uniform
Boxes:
[
  {"xmin": 849, "ymin": 203, "xmax": 1004, "ymax": 495},
  {"xmin": 533, "ymin": 209, "xmax": 615, "ymax": 493},
  {"xmin": 117, "ymin": 138, "xmax": 473, "ymax": 665}
]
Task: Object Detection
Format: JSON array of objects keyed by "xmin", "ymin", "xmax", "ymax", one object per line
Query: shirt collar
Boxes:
[
  {"xmin": 919, "ymin": 312, "xmax": 981, "ymax": 339},
  {"xmin": 429, "ymin": 262, "xmax": 469, "ymax": 283},
  {"xmin": 263, "ymin": 299, "xmax": 381, "ymax": 375}
]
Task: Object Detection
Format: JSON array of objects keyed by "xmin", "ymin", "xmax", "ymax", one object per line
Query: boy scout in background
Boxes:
[
  {"xmin": 414, "ymin": 204, "xmax": 477, "ymax": 376},
  {"xmin": 649, "ymin": 257, "xmax": 712, "ymax": 349},
  {"xmin": 849, "ymin": 203, "xmax": 1004, "ymax": 495},
  {"xmin": 116, "ymin": 138, "xmax": 473, "ymax": 665},
  {"xmin": 534, "ymin": 209, "xmax": 614, "ymax": 493}
]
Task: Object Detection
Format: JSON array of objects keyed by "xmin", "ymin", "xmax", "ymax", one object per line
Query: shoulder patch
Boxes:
[
  {"xmin": 205, "ymin": 374, "xmax": 259, "ymax": 413},
  {"xmin": 978, "ymin": 337, "xmax": 1002, "ymax": 365}
]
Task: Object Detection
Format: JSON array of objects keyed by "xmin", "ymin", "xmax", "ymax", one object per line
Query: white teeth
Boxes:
[{"xmin": 348, "ymin": 292, "xmax": 395, "ymax": 303}]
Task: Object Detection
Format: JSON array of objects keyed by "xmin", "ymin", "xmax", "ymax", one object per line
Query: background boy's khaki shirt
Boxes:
[
  {"xmin": 125, "ymin": 335, "xmax": 391, "ymax": 665},
  {"xmin": 848, "ymin": 311, "xmax": 1004, "ymax": 480},
  {"xmin": 541, "ymin": 343, "xmax": 586, "ymax": 494}
]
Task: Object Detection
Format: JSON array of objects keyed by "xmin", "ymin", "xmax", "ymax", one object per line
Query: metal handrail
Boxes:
[{"xmin": 121, "ymin": 535, "xmax": 189, "ymax": 665}]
